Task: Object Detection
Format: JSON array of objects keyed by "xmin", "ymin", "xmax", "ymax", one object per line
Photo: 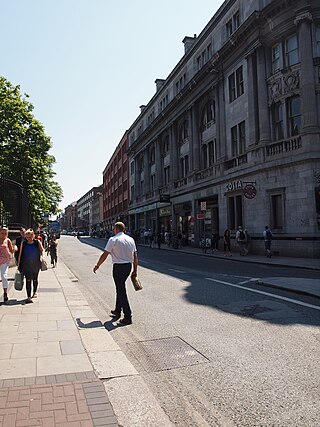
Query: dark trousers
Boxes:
[{"xmin": 113, "ymin": 263, "xmax": 132, "ymax": 318}]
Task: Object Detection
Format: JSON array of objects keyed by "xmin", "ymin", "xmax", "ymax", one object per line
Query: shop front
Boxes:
[{"xmin": 173, "ymin": 201, "xmax": 192, "ymax": 245}]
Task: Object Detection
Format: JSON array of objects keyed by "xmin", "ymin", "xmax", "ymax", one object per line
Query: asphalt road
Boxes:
[{"xmin": 59, "ymin": 236, "xmax": 320, "ymax": 427}]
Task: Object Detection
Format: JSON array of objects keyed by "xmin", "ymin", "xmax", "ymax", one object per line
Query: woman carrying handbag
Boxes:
[
  {"xmin": 0, "ymin": 226, "xmax": 15, "ymax": 303},
  {"xmin": 18, "ymin": 229, "xmax": 44, "ymax": 303}
]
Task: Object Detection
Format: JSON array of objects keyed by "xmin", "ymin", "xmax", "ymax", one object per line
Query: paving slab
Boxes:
[
  {"xmin": 0, "ymin": 358, "xmax": 37, "ymax": 379},
  {"xmin": 104, "ymin": 376, "xmax": 173, "ymax": 427},
  {"xmin": 57, "ymin": 319, "xmax": 78, "ymax": 330},
  {"xmin": 18, "ymin": 320, "xmax": 58, "ymax": 332},
  {"xmin": 11, "ymin": 342, "xmax": 61, "ymax": 358},
  {"xmin": 60, "ymin": 340, "xmax": 86, "ymax": 355},
  {"xmin": 37, "ymin": 329, "xmax": 80, "ymax": 342},
  {"xmin": 37, "ymin": 354, "xmax": 92, "ymax": 376},
  {"xmin": 0, "ymin": 331, "xmax": 38, "ymax": 344},
  {"xmin": 0, "ymin": 343, "xmax": 13, "ymax": 359},
  {"xmin": 89, "ymin": 351, "xmax": 138, "ymax": 379},
  {"xmin": 80, "ymin": 329, "xmax": 120, "ymax": 352}
]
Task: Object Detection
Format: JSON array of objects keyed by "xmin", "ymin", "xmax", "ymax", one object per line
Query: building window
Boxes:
[
  {"xmin": 130, "ymin": 161, "xmax": 135, "ymax": 175},
  {"xmin": 316, "ymin": 27, "xmax": 320, "ymax": 57},
  {"xmin": 272, "ymin": 102, "xmax": 284, "ymax": 140},
  {"xmin": 271, "ymin": 194, "xmax": 283, "ymax": 230},
  {"xmin": 196, "ymin": 44, "xmax": 212, "ymax": 71},
  {"xmin": 180, "ymin": 155, "xmax": 189, "ymax": 178},
  {"xmin": 231, "ymin": 122, "xmax": 245, "ymax": 157},
  {"xmin": 150, "ymin": 174, "xmax": 156, "ymax": 191},
  {"xmin": 140, "ymin": 180, "xmax": 144, "ymax": 195},
  {"xmin": 288, "ymin": 96, "xmax": 301, "ymax": 136},
  {"xmin": 226, "ymin": 19, "xmax": 233, "ymax": 38},
  {"xmin": 208, "ymin": 139, "xmax": 216, "ymax": 167},
  {"xmin": 179, "ymin": 120, "xmax": 189, "ymax": 143},
  {"xmin": 175, "ymin": 73, "xmax": 186, "ymax": 94},
  {"xmin": 228, "ymin": 195, "xmax": 243, "ymax": 231},
  {"xmin": 226, "ymin": 10, "xmax": 240, "ymax": 38},
  {"xmin": 201, "ymin": 100, "xmax": 215, "ymax": 129},
  {"xmin": 164, "ymin": 166, "xmax": 170, "ymax": 185},
  {"xmin": 163, "ymin": 136, "xmax": 170, "ymax": 154},
  {"xmin": 285, "ymin": 35, "xmax": 298, "ymax": 67},
  {"xmin": 229, "ymin": 66, "xmax": 244, "ymax": 102},
  {"xmin": 272, "ymin": 44, "xmax": 280, "ymax": 73},
  {"xmin": 150, "ymin": 146, "xmax": 155, "ymax": 164}
]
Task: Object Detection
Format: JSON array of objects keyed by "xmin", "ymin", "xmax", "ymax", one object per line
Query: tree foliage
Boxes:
[{"xmin": 0, "ymin": 76, "xmax": 62, "ymax": 223}]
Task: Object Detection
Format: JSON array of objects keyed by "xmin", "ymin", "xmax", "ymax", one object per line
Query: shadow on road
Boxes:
[{"xmin": 78, "ymin": 237, "xmax": 320, "ymax": 328}]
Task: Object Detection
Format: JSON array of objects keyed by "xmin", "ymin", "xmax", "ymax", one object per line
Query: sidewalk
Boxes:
[{"xmin": 0, "ymin": 261, "xmax": 173, "ymax": 427}]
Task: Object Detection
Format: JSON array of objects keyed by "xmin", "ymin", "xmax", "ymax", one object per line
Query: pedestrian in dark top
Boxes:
[
  {"xmin": 49, "ymin": 234, "xmax": 58, "ymax": 267},
  {"xmin": 18, "ymin": 229, "xmax": 44, "ymax": 303},
  {"xmin": 14, "ymin": 227, "xmax": 26, "ymax": 264},
  {"xmin": 93, "ymin": 222, "xmax": 138, "ymax": 325},
  {"xmin": 263, "ymin": 226, "xmax": 273, "ymax": 258},
  {"xmin": 157, "ymin": 231, "xmax": 162, "ymax": 249}
]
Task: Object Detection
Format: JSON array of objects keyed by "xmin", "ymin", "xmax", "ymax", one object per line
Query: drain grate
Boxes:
[{"xmin": 127, "ymin": 336, "xmax": 209, "ymax": 372}]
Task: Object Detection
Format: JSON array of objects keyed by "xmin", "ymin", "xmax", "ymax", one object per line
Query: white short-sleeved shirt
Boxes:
[{"xmin": 104, "ymin": 232, "xmax": 137, "ymax": 264}]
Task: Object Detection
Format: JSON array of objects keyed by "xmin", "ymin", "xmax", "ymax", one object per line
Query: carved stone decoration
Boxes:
[
  {"xmin": 269, "ymin": 78, "xmax": 282, "ymax": 103},
  {"xmin": 294, "ymin": 11, "xmax": 313, "ymax": 26},
  {"xmin": 283, "ymin": 71, "xmax": 300, "ymax": 94}
]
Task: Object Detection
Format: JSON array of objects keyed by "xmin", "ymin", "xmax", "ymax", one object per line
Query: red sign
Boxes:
[
  {"xmin": 243, "ymin": 184, "xmax": 257, "ymax": 199},
  {"xmin": 197, "ymin": 214, "xmax": 205, "ymax": 220}
]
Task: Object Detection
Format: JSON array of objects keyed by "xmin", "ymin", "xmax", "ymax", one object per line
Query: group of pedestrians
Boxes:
[{"xmin": 0, "ymin": 226, "xmax": 59, "ymax": 304}]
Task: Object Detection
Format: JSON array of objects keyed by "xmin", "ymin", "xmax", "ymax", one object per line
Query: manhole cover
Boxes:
[
  {"xmin": 127, "ymin": 336, "xmax": 209, "ymax": 372},
  {"xmin": 38, "ymin": 288, "xmax": 62, "ymax": 293}
]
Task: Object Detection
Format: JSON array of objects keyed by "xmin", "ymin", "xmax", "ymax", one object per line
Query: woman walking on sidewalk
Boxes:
[
  {"xmin": 18, "ymin": 229, "xmax": 44, "ymax": 303},
  {"xmin": 223, "ymin": 229, "xmax": 232, "ymax": 257},
  {"xmin": 48, "ymin": 234, "xmax": 58, "ymax": 268},
  {"xmin": 0, "ymin": 226, "xmax": 15, "ymax": 303}
]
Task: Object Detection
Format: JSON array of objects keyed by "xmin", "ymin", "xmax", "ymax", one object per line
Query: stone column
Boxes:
[
  {"xmin": 246, "ymin": 52, "xmax": 259, "ymax": 146},
  {"xmin": 143, "ymin": 148, "xmax": 150, "ymax": 193},
  {"xmin": 134, "ymin": 157, "xmax": 140, "ymax": 197},
  {"xmin": 216, "ymin": 78, "xmax": 226, "ymax": 159},
  {"xmin": 170, "ymin": 123, "xmax": 179, "ymax": 181},
  {"xmin": 295, "ymin": 11, "xmax": 319, "ymax": 134},
  {"xmin": 191, "ymin": 106, "xmax": 200, "ymax": 170},
  {"xmin": 256, "ymin": 46, "xmax": 271, "ymax": 144},
  {"xmin": 155, "ymin": 137, "xmax": 163, "ymax": 188},
  {"xmin": 187, "ymin": 108, "xmax": 194, "ymax": 170}
]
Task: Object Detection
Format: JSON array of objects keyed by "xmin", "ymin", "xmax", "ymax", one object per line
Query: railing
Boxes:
[
  {"xmin": 174, "ymin": 177, "xmax": 188, "ymax": 189},
  {"xmin": 146, "ymin": 191, "xmax": 155, "ymax": 200},
  {"xmin": 194, "ymin": 166, "xmax": 215, "ymax": 182},
  {"xmin": 225, "ymin": 153, "xmax": 248, "ymax": 170},
  {"xmin": 266, "ymin": 136, "xmax": 302, "ymax": 156}
]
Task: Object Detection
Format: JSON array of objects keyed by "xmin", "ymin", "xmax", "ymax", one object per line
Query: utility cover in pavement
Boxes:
[
  {"xmin": 127, "ymin": 336, "xmax": 209, "ymax": 372},
  {"xmin": 38, "ymin": 288, "xmax": 62, "ymax": 292}
]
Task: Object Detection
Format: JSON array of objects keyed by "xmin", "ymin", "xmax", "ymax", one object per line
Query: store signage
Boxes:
[
  {"xmin": 159, "ymin": 207, "xmax": 171, "ymax": 217},
  {"xmin": 243, "ymin": 184, "xmax": 257, "ymax": 199},
  {"xmin": 226, "ymin": 180, "xmax": 243, "ymax": 191},
  {"xmin": 200, "ymin": 201, "xmax": 207, "ymax": 211},
  {"xmin": 160, "ymin": 193, "xmax": 170, "ymax": 203}
]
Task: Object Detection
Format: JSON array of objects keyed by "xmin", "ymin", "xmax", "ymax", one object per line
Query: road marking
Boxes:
[
  {"xmin": 168, "ymin": 268, "xmax": 186, "ymax": 273},
  {"xmin": 205, "ymin": 278, "xmax": 320, "ymax": 311}
]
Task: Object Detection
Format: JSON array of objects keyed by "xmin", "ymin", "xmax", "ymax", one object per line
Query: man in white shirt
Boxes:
[{"xmin": 93, "ymin": 222, "xmax": 138, "ymax": 325}]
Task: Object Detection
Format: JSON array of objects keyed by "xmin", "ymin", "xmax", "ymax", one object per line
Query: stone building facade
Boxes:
[{"xmin": 127, "ymin": 0, "xmax": 320, "ymax": 257}]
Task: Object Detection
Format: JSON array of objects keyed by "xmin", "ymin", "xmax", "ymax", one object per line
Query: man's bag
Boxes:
[
  {"xmin": 131, "ymin": 274, "xmax": 143, "ymax": 291},
  {"xmin": 14, "ymin": 271, "xmax": 24, "ymax": 291}
]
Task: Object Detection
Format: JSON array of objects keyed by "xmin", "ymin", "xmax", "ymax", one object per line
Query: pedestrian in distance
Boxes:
[
  {"xmin": 223, "ymin": 229, "xmax": 232, "ymax": 257},
  {"xmin": 244, "ymin": 229, "xmax": 250, "ymax": 255},
  {"xmin": 18, "ymin": 229, "xmax": 44, "ymax": 303},
  {"xmin": 263, "ymin": 225, "xmax": 273, "ymax": 258},
  {"xmin": 157, "ymin": 231, "xmax": 162, "ymax": 249},
  {"xmin": 93, "ymin": 222, "xmax": 138, "ymax": 325},
  {"xmin": 0, "ymin": 226, "xmax": 15, "ymax": 303},
  {"xmin": 49, "ymin": 234, "xmax": 58, "ymax": 267},
  {"xmin": 236, "ymin": 226, "xmax": 248, "ymax": 256},
  {"xmin": 14, "ymin": 227, "xmax": 26, "ymax": 265}
]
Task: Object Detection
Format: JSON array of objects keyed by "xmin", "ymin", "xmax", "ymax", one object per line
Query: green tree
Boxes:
[{"xmin": 0, "ymin": 76, "xmax": 62, "ymax": 223}]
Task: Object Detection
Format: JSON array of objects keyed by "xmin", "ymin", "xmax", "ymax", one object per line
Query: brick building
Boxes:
[{"xmin": 102, "ymin": 132, "xmax": 129, "ymax": 230}]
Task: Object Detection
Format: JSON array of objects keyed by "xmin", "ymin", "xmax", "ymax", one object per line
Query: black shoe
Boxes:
[
  {"xmin": 3, "ymin": 294, "xmax": 8, "ymax": 302},
  {"xmin": 118, "ymin": 317, "xmax": 132, "ymax": 325},
  {"xmin": 110, "ymin": 310, "xmax": 121, "ymax": 319}
]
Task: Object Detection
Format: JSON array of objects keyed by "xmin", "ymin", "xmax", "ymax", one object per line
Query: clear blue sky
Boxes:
[{"xmin": 1, "ymin": 0, "xmax": 222, "ymax": 210}]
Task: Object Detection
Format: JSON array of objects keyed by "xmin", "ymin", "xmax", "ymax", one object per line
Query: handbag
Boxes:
[
  {"xmin": 40, "ymin": 260, "xmax": 48, "ymax": 271},
  {"xmin": 14, "ymin": 271, "xmax": 24, "ymax": 291},
  {"xmin": 131, "ymin": 274, "xmax": 143, "ymax": 291}
]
